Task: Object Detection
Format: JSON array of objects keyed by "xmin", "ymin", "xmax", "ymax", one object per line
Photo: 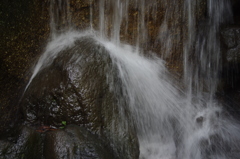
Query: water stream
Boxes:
[{"xmin": 24, "ymin": 0, "xmax": 240, "ymax": 158}]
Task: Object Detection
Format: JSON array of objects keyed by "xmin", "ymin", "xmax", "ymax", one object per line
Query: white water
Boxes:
[
  {"xmin": 24, "ymin": 0, "xmax": 240, "ymax": 158},
  {"xmin": 102, "ymin": 37, "xmax": 240, "ymax": 159}
]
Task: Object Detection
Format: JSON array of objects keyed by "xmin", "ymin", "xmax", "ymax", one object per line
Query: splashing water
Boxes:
[
  {"xmin": 24, "ymin": 0, "xmax": 240, "ymax": 159},
  {"xmin": 102, "ymin": 36, "xmax": 240, "ymax": 159}
]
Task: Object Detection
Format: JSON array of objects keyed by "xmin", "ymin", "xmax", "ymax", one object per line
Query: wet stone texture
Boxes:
[
  {"xmin": 0, "ymin": 0, "xmax": 208, "ymax": 136},
  {"xmin": 0, "ymin": 1, "xmax": 141, "ymax": 158},
  {"xmin": 0, "ymin": 125, "xmax": 118, "ymax": 159},
  {"xmin": 20, "ymin": 37, "xmax": 139, "ymax": 159},
  {"xmin": 44, "ymin": 125, "xmax": 117, "ymax": 159},
  {"xmin": 92, "ymin": 0, "xmax": 207, "ymax": 74},
  {"xmin": 221, "ymin": 27, "xmax": 240, "ymax": 80},
  {"xmin": 0, "ymin": 126, "xmax": 43, "ymax": 159},
  {"xmin": 0, "ymin": 0, "xmax": 97, "ymax": 138}
]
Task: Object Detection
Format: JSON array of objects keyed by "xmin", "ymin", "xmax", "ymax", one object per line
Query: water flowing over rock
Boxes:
[
  {"xmin": 21, "ymin": 34, "xmax": 139, "ymax": 159},
  {"xmin": 2, "ymin": 0, "xmax": 240, "ymax": 159},
  {"xmin": 220, "ymin": 27, "xmax": 240, "ymax": 89}
]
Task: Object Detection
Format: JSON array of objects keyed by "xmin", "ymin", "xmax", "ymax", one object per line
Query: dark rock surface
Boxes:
[
  {"xmin": 44, "ymin": 125, "xmax": 117, "ymax": 159},
  {"xmin": 221, "ymin": 28, "xmax": 240, "ymax": 50},
  {"xmin": 0, "ymin": 126, "xmax": 43, "ymax": 159},
  {"xmin": 20, "ymin": 36, "xmax": 139, "ymax": 159},
  {"xmin": 0, "ymin": 125, "xmax": 121, "ymax": 159}
]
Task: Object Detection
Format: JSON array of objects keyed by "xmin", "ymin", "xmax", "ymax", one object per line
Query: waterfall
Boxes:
[
  {"xmin": 183, "ymin": 0, "xmax": 233, "ymax": 99},
  {"xmin": 49, "ymin": 0, "xmax": 72, "ymax": 38},
  {"xmin": 24, "ymin": 0, "xmax": 240, "ymax": 159}
]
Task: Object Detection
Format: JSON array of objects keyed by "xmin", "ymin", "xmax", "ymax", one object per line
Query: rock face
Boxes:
[
  {"xmin": 0, "ymin": 126, "xmax": 43, "ymax": 159},
  {"xmin": 44, "ymin": 125, "xmax": 117, "ymax": 159},
  {"xmin": 20, "ymin": 36, "xmax": 139, "ymax": 159},
  {"xmin": 0, "ymin": 125, "xmax": 119, "ymax": 159},
  {"xmin": 0, "ymin": 0, "xmax": 227, "ymax": 158},
  {"xmin": 221, "ymin": 27, "xmax": 240, "ymax": 62}
]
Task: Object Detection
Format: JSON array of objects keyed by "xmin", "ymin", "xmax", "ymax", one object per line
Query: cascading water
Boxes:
[{"xmin": 24, "ymin": 0, "xmax": 240, "ymax": 159}]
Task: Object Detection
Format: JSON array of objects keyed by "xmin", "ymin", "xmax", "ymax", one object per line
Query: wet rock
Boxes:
[
  {"xmin": 196, "ymin": 116, "xmax": 204, "ymax": 124},
  {"xmin": 0, "ymin": 125, "xmax": 43, "ymax": 159},
  {"xmin": 21, "ymin": 36, "xmax": 139, "ymax": 159},
  {"xmin": 221, "ymin": 28, "xmax": 240, "ymax": 65},
  {"xmin": 44, "ymin": 125, "xmax": 117, "ymax": 159},
  {"xmin": 0, "ymin": 124, "xmax": 123, "ymax": 159},
  {"xmin": 221, "ymin": 28, "xmax": 240, "ymax": 49},
  {"xmin": 0, "ymin": 0, "xmax": 210, "ymax": 158},
  {"xmin": 226, "ymin": 45, "xmax": 240, "ymax": 62},
  {"xmin": 219, "ymin": 27, "xmax": 240, "ymax": 93},
  {"xmin": 221, "ymin": 27, "xmax": 240, "ymax": 61}
]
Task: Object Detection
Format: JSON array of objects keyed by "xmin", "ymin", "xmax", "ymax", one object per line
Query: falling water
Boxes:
[
  {"xmin": 24, "ymin": 0, "xmax": 240, "ymax": 159},
  {"xmin": 183, "ymin": 0, "xmax": 233, "ymax": 99}
]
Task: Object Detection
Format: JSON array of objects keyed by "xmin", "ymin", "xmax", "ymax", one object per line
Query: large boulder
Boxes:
[
  {"xmin": 0, "ymin": 0, "xmax": 210, "ymax": 157},
  {"xmin": 20, "ymin": 36, "xmax": 139, "ymax": 159}
]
